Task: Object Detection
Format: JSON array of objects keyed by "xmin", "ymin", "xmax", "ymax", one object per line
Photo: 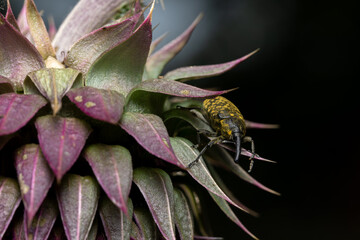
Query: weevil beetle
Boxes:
[{"xmin": 186, "ymin": 96, "xmax": 256, "ymax": 171}]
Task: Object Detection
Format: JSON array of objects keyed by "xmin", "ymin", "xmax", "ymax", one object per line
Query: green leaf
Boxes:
[
  {"xmin": 164, "ymin": 50, "xmax": 259, "ymax": 81},
  {"xmin": 35, "ymin": 116, "xmax": 92, "ymax": 182},
  {"xmin": 0, "ymin": 14, "xmax": 44, "ymax": 91},
  {"xmin": 133, "ymin": 207, "xmax": 158, "ymax": 240},
  {"xmin": 0, "ymin": 75, "xmax": 14, "ymax": 93},
  {"xmin": 120, "ymin": 112, "xmax": 182, "ymax": 167},
  {"xmin": 133, "ymin": 168, "xmax": 176, "ymax": 240},
  {"xmin": 209, "ymin": 192, "xmax": 258, "ymax": 240},
  {"xmin": 24, "ymin": 196, "xmax": 59, "ymax": 240},
  {"xmin": 99, "ymin": 196, "xmax": 133, "ymax": 240},
  {"xmin": 15, "ymin": 144, "xmax": 54, "ymax": 226},
  {"xmin": 65, "ymin": 18, "xmax": 136, "ymax": 74},
  {"xmin": 170, "ymin": 137, "xmax": 252, "ymax": 212},
  {"xmin": 57, "ymin": 174, "xmax": 100, "ymax": 240},
  {"xmin": 25, "ymin": 68, "xmax": 81, "ymax": 115},
  {"xmin": 174, "ymin": 188, "xmax": 194, "ymax": 240},
  {"xmin": 25, "ymin": 0, "xmax": 55, "ymax": 59},
  {"xmin": 85, "ymin": 10, "xmax": 152, "ymax": 96},
  {"xmin": 67, "ymin": 87, "xmax": 125, "ymax": 124},
  {"xmin": 145, "ymin": 14, "xmax": 203, "ymax": 79},
  {"xmin": 83, "ymin": 144, "xmax": 132, "ymax": 214},
  {"xmin": 0, "ymin": 177, "xmax": 21, "ymax": 239}
]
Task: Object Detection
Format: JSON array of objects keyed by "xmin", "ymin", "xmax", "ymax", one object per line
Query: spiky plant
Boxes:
[{"xmin": 0, "ymin": 0, "xmax": 279, "ymax": 239}]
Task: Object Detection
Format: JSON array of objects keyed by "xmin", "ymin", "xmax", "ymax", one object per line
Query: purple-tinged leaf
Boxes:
[
  {"xmin": 48, "ymin": 16, "xmax": 56, "ymax": 40},
  {"xmin": 164, "ymin": 50, "xmax": 259, "ymax": 81},
  {"xmin": 149, "ymin": 33, "xmax": 167, "ymax": 56},
  {"xmin": 16, "ymin": 2, "xmax": 30, "ymax": 38},
  {"xmin": 130, "ymin": 221, "xmax": 142, "ymax": 240},
  {"xmin": 24, "ymin": 197, "xmax": 58, "ymax": 240},
  {"xmin": 0, "ymin": 15, "xmax": 44, "ymax": 91},
  {"xmin": 245, "ymin": 120, "xmax": 280, "ymax": 129},
  {"xmin": 12, "ymin": 214, "xmax": 26, "ymax": 240},
  {"xmin": 133, "ymin": 207, "xmax": 157, "ymax": 240},
  {"xmin": 170, "ymin": 137, "xmax": 255, "ymax": 212},
  {"xmin": 194, "ymin": 236, "xmax": 224, "ymax": 240},
  {"xmin": 53, "ymin": 0, "xmax": 132, "ymax": 60},
  {"xmin": 83, "ymin": 144, "xmax": 132, "ymax": 214},
  {"xmin": 0, "ymin": 93, "xmax": 47, "ymax": 136},
  {"xmin": 87, "ymin": 217, "xmax": 98, "ymax": 240},
  {"xmin": 145, "ymin": 14, "xmax": 203, "ymax": 79},
  {"xmin": 26, "ymin": 68, "xmax": 81, "ymax": 115},
  {"xmin": 25, "ymin": 0, "xmax": 55, "ymax": 59},
  {"xmin": 127, "ymin": 79, "xmax": 232, "ymax": 101},
  {"xmin": 65, "ymin": 19, "xmax": 136, "ymax": 74},
  {"xmin": 99, "ymin": 196, "xmax": 133, "ymax": 240},
  {"xmin": 85, "ymin": 6, "xmax": 153, "ymax": 96},
  {"xmin": 133, "ymin": 168, "xmax": 176, "ymax": 240},
  {"xmin": 67, "ymin": 87, "xmax": 125, "ymax": 124},
  {"xmin": 209, "ymin": 192, "xmax": 258, "ymax": 240},
  {"xmin": 0, "ymin": 177, "xmax": 21, "ymax": 238},
  {"xmin": 35, "ymin": 116, "xmax": 92, "ymax": 182},
  {"xmin": 4, "ymin": 0, "xmax": 20, "ymax": 31},
  {"xmin": 57, "ymin": 174, "xmax": 100, "ymax": 240},
  {"xmin": 209, "ymin": 146, "xmax": 280, "ymax": 195},
  {"xmin": 120, "ymin": 112, "xmax": 182, "ymax": 167},
  {"xmin": 15, "ymin": 144, "xmax": 54, "ymax": 226},
  {"xmin": 174, "ymin": 188, "xmax": 194, "ymax": 240},
  {"xmin": 163, "ymin": 108, "xmax": 213, "ymax": 133},
  {"xmin": 177, "ymin": 184, "xmax": 208, "ymax": 236},
  {"xmin": 0, "ymin": 75, "xmax": 14, "ymax": 93},
  {"xmin": 205, "ymin": 161, "xmax": 258, "ymax": 217}
]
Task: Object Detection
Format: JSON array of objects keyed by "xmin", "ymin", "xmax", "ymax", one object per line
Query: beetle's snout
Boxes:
[{"xmin": 234, "ymin": 132, "xmax": 241, "ymax": 163}]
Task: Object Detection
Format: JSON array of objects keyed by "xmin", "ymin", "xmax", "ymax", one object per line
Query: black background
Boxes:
[{"xmin": 9, "ymin": 0, "xmax": 359, "ymax": 239}]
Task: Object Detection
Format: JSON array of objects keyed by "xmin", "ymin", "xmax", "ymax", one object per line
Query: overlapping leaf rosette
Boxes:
[{"xmin": 0, "ymin": 0, "xmax": 279, "ymax": 239}]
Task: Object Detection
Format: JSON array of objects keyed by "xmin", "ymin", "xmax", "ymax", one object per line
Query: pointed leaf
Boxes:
[
  {"xmin": 26, "ymin": 68, "xmax": 81, "ymax": 115},
  {"xmin": 15, "ymin": 144, "xmax": 54, "ymax": 226},
  {"xmin": 133, "ymin": 207, "xmax": 157, "ymax": 240},
  {"xmin": 87, "ymin": 217, "xmax": 98, "ymax": 240},
  {"xmin": 133, "ymin": 168, "xmax": 176, "ymax": 240},
  {"xmin": 67, "ymin": 87, "xmax": 125, "ymax": 124},
  {"xmin": 164, "ymin": 50, "xmax": 259, "ymax": 81},
  {"xmin": 145, "ymin": 14, "xmax": 202, "ymax": 79},
  {"xmin": 0, "ymin": 15, "xmax": 44, "ymax": 90},
  {"xmin": 170, "ymin": 137, "xmax": 253, "ymax": 212},
  {"xmin": 127, "ymin": 79, "xmax": 231, "ymax": 101},
  {"xmin": 65, "ymin": 19, "xmax": 136, "ymax": 74},
  {"xmin": 163, "ymin": 108, "xmax": 213, "ymax": 133},
  {"xmin": 209, "ymin": 192, "xmax": 258, "ymax": 240},
  {"xmin": 35, "ymin": 116, "xmax": 92, "ymax": 182},
  {"xmin": 120, "ymin": 112, "xmax": 182, "ymax": 167},
  {"xmin": 0, "ymin": 75, "xmax": 14, "ymax": 93},
  {"xmin": 12, "ymin": 214, "xmax": 26, "ymax": 240},
  {"xmin": 130, "ymin": 221, "xmax": 142, "ymax": 240},
  {"xmin": 99, "ymin": 196, "xmax": 133, "ymax": 240},
  {"xmin": 245, "ymin": 120, "xmax": 280, "ymax": 129},
  {"xmin": 173, "ymin": 188, "xmax": 194, "ymax": 240},
  {"xmin": 149, "ymin": 33, "xmax": 168, "ymax": 56},
  {"xmin": 0, "ymin": 93, "xmax": 47, "ymax": 136},
  {"xmin": 85, "ymin": 10, "xmax": 152, "ymax": 96},
  {"xmin": 57, "ymin": 174, "xmax": 100, "ymax": 240},
  {"xmin": 24, "ymin": 196, "xmax": 58, "ymax": 240},
  {"xmin": 25, "ymin": 0, "xmax": 55, "ymax": 59},
  {"xmin": 84, "ymin": 144, "xmax": 132, "ymax": 213},
  {"xmin": 4, "ymin": 0, "xmax": 20, "ymax": 31},
  {"xmin": 53, "ymin": 0, "xmax": 132, "ymax": 59},
  {"xmin": 210, "ymin": 146, "xmax": 280, "ymax": 195},
  {"xmin": 0, "ymin": 177, "xmax": 21, "ymax": 238}
]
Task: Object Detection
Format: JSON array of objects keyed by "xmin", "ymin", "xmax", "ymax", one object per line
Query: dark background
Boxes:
[{"xmin": 9, "ymin": 0, "xmax": 359, "ymax": 239}]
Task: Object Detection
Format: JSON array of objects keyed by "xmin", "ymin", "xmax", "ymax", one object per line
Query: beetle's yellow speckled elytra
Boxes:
[{"xmin": 183, "ymin": 96, "xmax": 256, "ymax": 171}]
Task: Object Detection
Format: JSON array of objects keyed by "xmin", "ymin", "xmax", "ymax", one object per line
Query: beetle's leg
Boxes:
[
  {"xmin": 243, "ymin": 136, "xmax": 255, "ymax": 172},
  {"xmin": 187, "ymin": 137, "xmax": 221, "ymax": 168},
  {"xmin": 192, "ymin": 129, "xmax": 217, "ymax": 148}
]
